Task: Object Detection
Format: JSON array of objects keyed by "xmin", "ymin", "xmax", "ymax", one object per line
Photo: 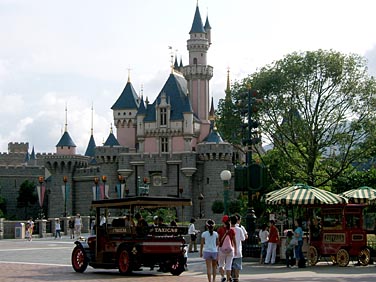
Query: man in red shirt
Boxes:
[{"xmin": 264, "ymin": 220, "xmax": 279, "ymax": 264}]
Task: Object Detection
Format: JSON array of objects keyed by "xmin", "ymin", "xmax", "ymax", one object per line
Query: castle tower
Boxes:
[
  {"xmin": 182, "ymin": 4, "xmax": 213, "ymax": 142},
  {"xmin": 56, "ymin": 106, "xmax": 76, "ymax": 155},
  {"xmin": 111, "ymin": 72, "xmax": 140, "ymax": 149},
  {"xmin": 85, "ymin": 105, "xmax": 96, "ymax": 163}
]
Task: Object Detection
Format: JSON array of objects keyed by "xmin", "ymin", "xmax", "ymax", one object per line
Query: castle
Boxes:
[{"xmin": 0, "ymin": 4, "xmax": 235, "ymax": 221}]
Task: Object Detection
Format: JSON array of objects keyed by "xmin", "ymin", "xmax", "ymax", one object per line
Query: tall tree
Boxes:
[
  {"xmin": 232, "ymin": 50, "xmax": 376, "ymax": 187},
  {"xmin": 17, "ymin": 180, "xmax": 38, "ymax": 218}
]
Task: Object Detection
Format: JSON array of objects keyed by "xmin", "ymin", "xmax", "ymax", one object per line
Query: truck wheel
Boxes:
[
  {"xmin": 308, "ymin": 246, "xmax": 319, "ymax": 266},
  {"xmin": 170, "ymin": 256, "xmax": 185, "ymax": 276},
  {"xmin": 358, "ymin": 247, "xmax": 371, "ymax": 266},
  {"xmin": 118, "ymin": 248, "xmax": 132, "ymax": 275},
  {"xmin": 336, "ymin": 249, "xmax": 349, "ymax": 267},
  {"xmin": 71, "ymin": 245, "xmax": 88, "ymax": 273}
]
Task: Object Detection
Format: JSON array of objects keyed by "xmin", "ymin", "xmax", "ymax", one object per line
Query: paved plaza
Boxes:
[{"xmin": 0, "ymin": 236, "xmax": 375, "ymax": 282}]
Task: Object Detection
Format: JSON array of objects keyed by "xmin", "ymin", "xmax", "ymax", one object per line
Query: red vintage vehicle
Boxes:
[
  {"xmin": 71, "ymin": 196, "xmax": 192, "ymax": 275},
  {"xmin": 307, "ymin": 204, "xmax": 371, "ymax": 267}
]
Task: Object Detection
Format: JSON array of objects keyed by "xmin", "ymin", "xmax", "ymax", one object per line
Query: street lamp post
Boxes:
[
  {"xmin": 63, "ymin": 176, "xmax": 68, "ymax": 217},
  {"xmin": 220, "ymin": 170, "xmax": 232, "ymax": 215},
  {"xmin": 198, "ymin": 193, "xmax": 204, "ymax": 218},
  {"xmin": 38, "ymin": 176, "xmax": 44, "ymax": 219},
  {"xmin": 94, "ymin": 177, "xmax": 99, "ymax": 200}
]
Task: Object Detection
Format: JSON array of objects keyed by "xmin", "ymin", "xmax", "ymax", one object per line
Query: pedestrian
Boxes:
[
  {"xmin": 231, "ymin": 215, "xmax": 246, "ymax": 282},
  {"xmin": 264, "ymin": 220, "xmax": 279, "ymax": 264},
  {"xmin": 55, "ymin": 218, "xmax": 62, "ymax": 239},
  {"xmin": 188, "ymin": 218, "xmax": 200, "ymax": 252},
  {"xmin": 200, "ymin": 219, "xmax": 218, "ymax": 282},
  {"xmin": 235, "ymin": 213, "xmax": 248, "ymax": 240},
  {"xmin": 26, "ymin": 217, "xmax": 34, "ymax": 241},
  {"xmin": 258, "ymin": 223, "xmax": 269, "ymax": 264},
  {"xmin": 285, "ymin": 230, "xmax": 295, "ymax": 267},
  {"xmin": 135, "ymin": 212, "xmax": 148, "ymax": 236},
  {"xmin": 292, "ymin": 218, "xmax": 304, "ymax": 268},
  {"xmin": 157, "ymin": 216, "xmax": 167, "ymax": 227},
  {"xmin": 170, "ymin": 219, "xmax": 177, "ymax": 226},
  {"xmin": 217, "ymin": 215, "xmax": 236, "ymax": 282},
  {"xmin": 68, "ymin": 217, "xmax": 75, "ymax": 239},
  {"xmin": 153, "ymin": 215, "xmax": 159, "ymax": 226},
  {"xmin": 74, "ymin": 214, "xmax": 82, "ymax": 238},
  {"xmin": 100, "ymin": 213, "xmax": 106, "ymax": 226}
]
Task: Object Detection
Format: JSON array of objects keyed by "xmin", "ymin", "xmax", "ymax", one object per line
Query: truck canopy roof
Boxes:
[{"xmin": 91, "ymin": 196, "xmax": 192, "ymax": 209}]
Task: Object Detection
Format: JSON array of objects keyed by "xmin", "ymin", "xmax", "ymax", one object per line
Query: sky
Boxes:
[{"xmin": 1, "ymin": 0, "xmax": 376, "ymax": 154}]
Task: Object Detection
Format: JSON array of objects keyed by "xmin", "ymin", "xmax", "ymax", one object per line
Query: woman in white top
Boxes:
[
  {"xmin": 258, "ymin": 223, "xmax": 269, "ymax": 264},
  {"xmin": 200, "ymin": 219, "xmax": 219, "ymax": 282}
]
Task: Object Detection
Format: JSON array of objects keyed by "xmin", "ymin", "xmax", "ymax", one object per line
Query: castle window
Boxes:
[
  {"xmin": 193, "ymin": 58, "xmax": 198, "ymax": 65},
  {"xmin": 129, "ymin": 112, "xmax": 132, "ymax": 116},
  {"xmin": 161, "ymin": 137, "xmax": 168, "ymax": 153},
  {"xmin": 160, "ymin": 108, "xmax": 167, "ymax": 126}
]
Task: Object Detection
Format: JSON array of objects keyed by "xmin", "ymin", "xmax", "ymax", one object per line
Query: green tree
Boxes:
[
  {"xmin": 231, "ymin": 50, "xmax": 376, "ymax": 188},
  {"xmin": 17, "ymin": 180, "xmax": 38, "ymax": 218},
  {"xmin": 216, "ymin": 93, "xmax": 243, "ymax": 146}
]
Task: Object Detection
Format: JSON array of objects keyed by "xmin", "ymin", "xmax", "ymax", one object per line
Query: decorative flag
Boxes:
[
  {"xmin": 116, "ymin": 184, "xmax": 125, "ymax": 198},
  {"xmin": 37, "ymin": 184, "xmax": 46, "ymax": 207},
  {"xmin": 61, "ymin": 183, "xmax": 70, "ymax": 202},
  {"xmin": 121, "ymin": 183, "xmax": 125, "ymax": 198},
  {"xmin": 100, "ymin": 184, "xmax": 104, "ymax": 199},
  {"xmin": 92, "ymin": 186, "xmax": 97, "ymax": 200},
  {"xmin": 105, "ymin": 184, "xmax": 109, "ymax": 199}
]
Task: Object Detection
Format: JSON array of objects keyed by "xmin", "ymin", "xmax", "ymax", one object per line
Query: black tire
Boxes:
[
  {"xmin": 118, "ymin": 248, "xmax": 132, "ymax": 275},
  {"xmin": 71, "ymin": 245, "xmax": 88, "ymax": 273},
  {"xmin": 358, "ymin": 247, "xmax": 371, "ymax": 266},
  {"xmin": 308, "ymin": 246, "xmax": 319, "ymax": 266},
  {"xmin": 170, "ymin": 256, "xmax": 185, "ymax": 276},
  {"xmin": 336, "ymin": 248, "xmax": 350, "ymax": 267}
]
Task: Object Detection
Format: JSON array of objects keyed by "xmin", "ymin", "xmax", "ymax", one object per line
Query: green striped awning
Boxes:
[
  {"xmin": 340, "ymin": 186, "xmax": 376, "ymax": 204},
  {"xmin": 264, "ymin": 184, "xmax": 347, "ymax": 205}
]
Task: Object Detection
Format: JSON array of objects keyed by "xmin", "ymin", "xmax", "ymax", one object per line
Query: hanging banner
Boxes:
[
  {"xmin": 37, "ymin": 184, "xmax": 46, "ymax": 207},
  {"xmin": 105, "ymin": 184, "xmax": 109, "ymax": 199},
  {"xmin": 92, "ymin": 186, "xmax": 97, "ymax": 200},
  {"xmin": 121, "ymin": 183, "xmax": 125, "ymax": 198},
  {"xmin": 61, "ymin": 184, "xmax": 70, "ymax": 202},
  {"xmin": 99, "ymin": 184, "xmax": 104, "ymax": 199},
  {"xmin": 116, "ymin": 184, "xmax": 120, "ymax": 198}
]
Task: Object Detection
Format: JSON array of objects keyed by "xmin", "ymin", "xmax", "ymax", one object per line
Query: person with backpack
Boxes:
[{"xmin": 217, "ymin": 215, "xmax": 236, "ymax": 282}]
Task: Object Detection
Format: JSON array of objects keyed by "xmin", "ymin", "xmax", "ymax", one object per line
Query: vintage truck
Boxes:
[
  {"xmin": 307, "ymin": 204, "xmax": 371, "ymax": 267},
  {"xmin": 71, "ymin": 196, "xmax": 192, "ymax": 275}
]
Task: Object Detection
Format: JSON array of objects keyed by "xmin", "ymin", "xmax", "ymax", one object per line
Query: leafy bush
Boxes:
[{"xmin": 211, "ymin": 200, "xmax": 224, "ymax": 214}]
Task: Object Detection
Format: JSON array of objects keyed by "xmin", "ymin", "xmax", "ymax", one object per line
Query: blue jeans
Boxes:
[{"xmin": 294, "ymin": 240, "xmax": 304, "ymax": 260}]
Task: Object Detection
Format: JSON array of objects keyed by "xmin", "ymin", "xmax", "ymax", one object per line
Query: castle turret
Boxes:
[
  {"xmin": 183, "ymin": 4, "xmax": 213, "ymax": 142},
  {"xmin": 85, "ymin": 105, "xmax": 97, "ymax": 161},
  {"xmin": 111, "ymin": 72, "xmax": 139, "ymax": 149},
  {"xmin": 56, "ymin": 106, "xmax": 76, "ymax": 155}
]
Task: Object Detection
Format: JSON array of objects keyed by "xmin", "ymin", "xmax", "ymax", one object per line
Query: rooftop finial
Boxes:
[
  {"xmin": 127, "ymin": 67, "xmax": 131, "ymax": 83},
  {"xmin": 91, "ymin": 103, "xmax": 94, "ymax": 136},
  {"xmin": 169, "ymin": 46, "xmax": 174, "ymax": 73},
  {"xmin": 64, "ymin": 103, "xmax": 68, "ymax": 132},
  {"xmin": 225, "ymin": 67, "xmax": 232, "ymax": 101},
  {"xmin": 110, "ymin": 123, "xmax": 113, "ymax": 134}
]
